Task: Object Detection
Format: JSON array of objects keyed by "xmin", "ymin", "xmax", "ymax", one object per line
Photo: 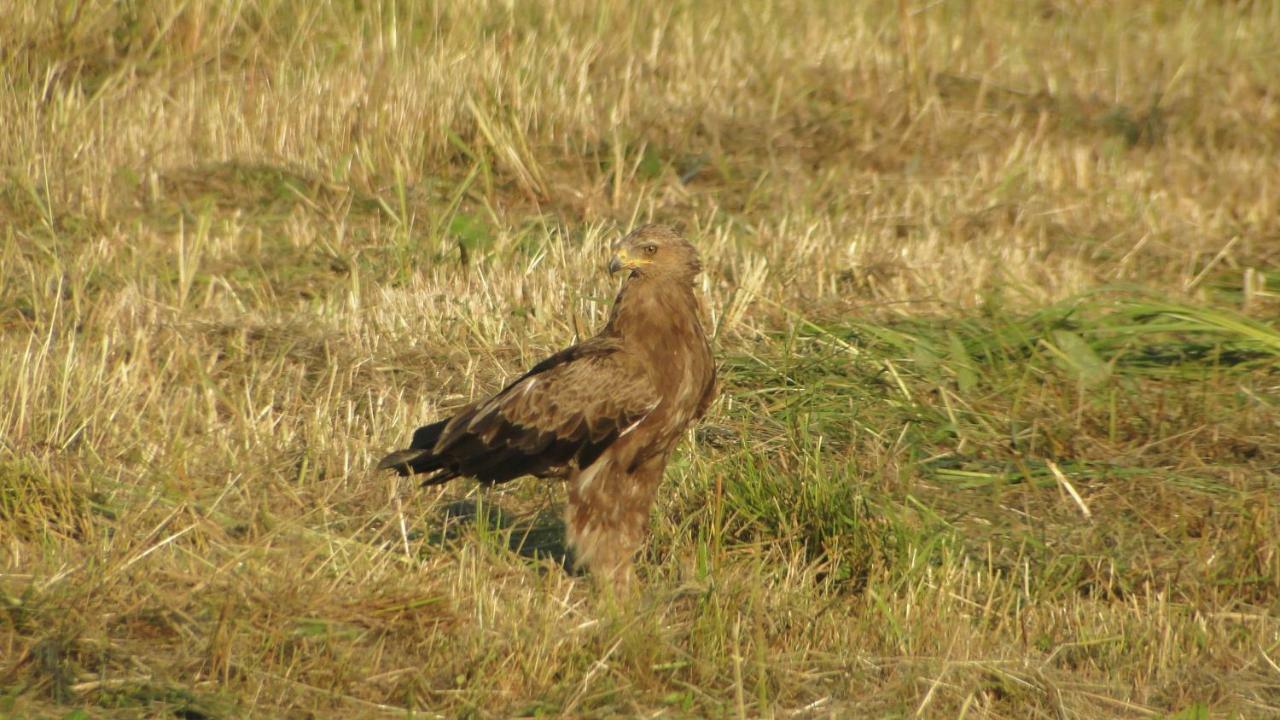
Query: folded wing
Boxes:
[{"xmin": 378, "ymin": 338, "xmax": 659, "ymax": 485}]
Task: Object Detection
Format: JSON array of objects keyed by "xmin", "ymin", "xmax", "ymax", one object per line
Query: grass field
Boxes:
[{"xmin": 3, "ymin": 0, "xmax": 1280, "ymax": 717}]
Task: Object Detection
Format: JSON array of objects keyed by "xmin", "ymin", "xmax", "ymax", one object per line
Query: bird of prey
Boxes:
[{"xmin": 379, "ymin": 225, "xmax": 716, "ymax": 587}]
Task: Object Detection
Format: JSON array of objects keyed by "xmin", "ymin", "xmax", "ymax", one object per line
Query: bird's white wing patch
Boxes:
[
  {"xmin": 618, "ymin": 414, "xmax": 646, "ymax": 438},
  {"xmin": 618, "ymin": 399, "xmax": 659, "ymax": 438},
  {"xmin": 576, "ymin": 454, "xmax": 609, "ymax": 492}
]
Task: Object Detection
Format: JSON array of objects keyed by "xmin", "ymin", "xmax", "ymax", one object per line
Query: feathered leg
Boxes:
[{"xmin": 565, "ymin": 453, "xmax": 667, "ymax": 590}]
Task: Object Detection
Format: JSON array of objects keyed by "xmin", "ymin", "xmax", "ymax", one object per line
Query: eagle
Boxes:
[{"xmin": 379, "ymin": 225, "xmax": 716, "ymax": 587}]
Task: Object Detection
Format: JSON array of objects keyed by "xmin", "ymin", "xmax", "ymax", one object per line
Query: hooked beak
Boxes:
[{"xmin": 608, "ymin": 248, "xmax": 630, "ymax": 275}]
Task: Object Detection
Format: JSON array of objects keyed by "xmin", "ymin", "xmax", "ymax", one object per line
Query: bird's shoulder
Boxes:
[
  {"xmin": 515, "ymin": 335, "xmax": 647, "ymax": 382},
  {"xmin": 476, "ymin": 335, "xmax": 654, "ymax": 420}
]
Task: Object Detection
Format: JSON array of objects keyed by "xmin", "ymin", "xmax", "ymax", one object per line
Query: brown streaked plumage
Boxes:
[{"xmin": 379, "ymin": 224, "xmax": 716, "ymax": 587}]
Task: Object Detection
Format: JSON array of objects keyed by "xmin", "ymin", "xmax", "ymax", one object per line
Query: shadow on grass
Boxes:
[{"xmin": 424, "ymin": 498, "xmax": 580, "ymax": 575}]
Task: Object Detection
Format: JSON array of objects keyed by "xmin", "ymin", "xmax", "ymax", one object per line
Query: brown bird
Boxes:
[{"xmin": 379, "ymin": 225, "xmax": 716, "ymax": 587}]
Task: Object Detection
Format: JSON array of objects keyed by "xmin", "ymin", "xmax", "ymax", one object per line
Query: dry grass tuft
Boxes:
[{"xmin": 3, "ymin": 0, "xmax": 1280, "ymax": 717}]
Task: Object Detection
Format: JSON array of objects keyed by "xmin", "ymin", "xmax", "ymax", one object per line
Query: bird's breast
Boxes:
[{"xmin": 653, "ymin": 334, "xmax": 712, "ymax": 431}]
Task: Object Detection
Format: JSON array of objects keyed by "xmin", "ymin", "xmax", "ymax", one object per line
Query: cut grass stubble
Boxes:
[{"xmin": 3, "ymin": 0, "xmax": 1280, "ymax": 717}]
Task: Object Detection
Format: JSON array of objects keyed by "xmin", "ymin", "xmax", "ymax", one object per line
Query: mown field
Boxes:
[{"xmin": 2, "ymin": 1, "xmax": 1279, "ymax": 717}]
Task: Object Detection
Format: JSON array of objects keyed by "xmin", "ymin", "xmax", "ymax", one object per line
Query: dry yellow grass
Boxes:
[{"xmin": 2, "ymin": 1, "xmax": 1279, "ymax": 717}]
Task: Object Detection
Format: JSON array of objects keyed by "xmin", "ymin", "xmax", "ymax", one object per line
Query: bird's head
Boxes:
[{"xmin": 608, "ymin": 224, "xmax": 702, "ymax": 282}]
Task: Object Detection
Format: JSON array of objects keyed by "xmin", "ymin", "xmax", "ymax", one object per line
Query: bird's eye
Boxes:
[{"xmin": 643, "ymin": 244, "xmax": 658, "ymax": 255}]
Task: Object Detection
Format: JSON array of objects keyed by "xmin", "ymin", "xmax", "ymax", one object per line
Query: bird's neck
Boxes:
[{"xmin": 605, "ymin": 275, "xmax": 702, "ymax": 350}]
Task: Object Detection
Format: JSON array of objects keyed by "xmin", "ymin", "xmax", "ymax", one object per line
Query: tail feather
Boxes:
[
  {"xmin": 376, "ymin": 448, "xmax": 431, "ymax": 472},
  {"xmin": 409, "ymin": 419, "xmax": 448, "ymax": 451},
  {"xmin": 378, "ymin": 419, "xmax": 452, "ymax": 479}
]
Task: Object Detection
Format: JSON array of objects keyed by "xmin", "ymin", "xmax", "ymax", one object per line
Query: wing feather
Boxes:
[{"xmin": 406, "ymin": 338, "xmax": 658, "ymax": 483}]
